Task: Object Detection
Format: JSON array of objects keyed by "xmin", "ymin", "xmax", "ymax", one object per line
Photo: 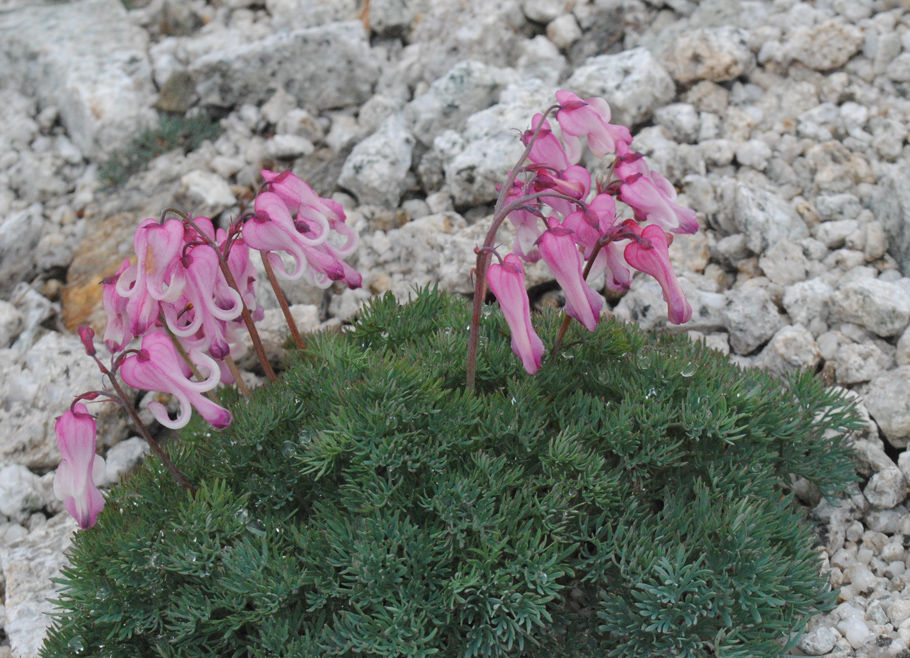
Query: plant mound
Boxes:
[{"xmin": 42, "ymin": 289, "xmax": 859, "ymax": 657}]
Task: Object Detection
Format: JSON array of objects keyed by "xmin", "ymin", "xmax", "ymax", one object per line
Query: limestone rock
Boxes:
[
  {"xmin": 1, "ymin": 514, "xmax": 75, "ymax": 656},
  {"xmin": 787, "ymin": 19, "xmax": 863, "ymax": 71},
  {"xmin": 721, "ymin": 285, "xmax": 783, "ymax": 355},
  {"xmin": 733, "ymin": 184, "xmax": 809, "ymax": 254},
  {"xmin": 192, "ymin": 22, "xmax": 380, "ymax": 112},
  {"xmin": 661, "ymin": 27, "xmax": 754, "ymax": 84},
  {"xmin": 0, "ymin": 0, "xmax": 157, "ymax": 158},
  {"xmin": 865, "ymin": 367, "xmax": 910, "ymax": 448},
  {"xmin": 339, "ymin": 114, "xmax": 415, "ymax": 208},
  {"xmin": 829, "ymin": 278, "xmax": 910, "ymax": 338}
]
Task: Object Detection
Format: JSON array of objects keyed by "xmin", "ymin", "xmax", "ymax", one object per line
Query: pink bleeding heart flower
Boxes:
[
  {"xmin": 54, "ymin": 403, "xmax": 105, "ymax": 529},
  {"xmin": 120, "ymin": 331, "xmax": 232, "ymax": 430},
  {"xmin": 116, "ymin": 218, "xmax": 187, "ymax": 336},
  {"xmin": 555, "ymin": 90, "xmax": 632, "ymax": 158},
  {"xmin": 523, "ymin": 114, "xmax": 572, "ymax": 170},
  {"xmin": 102, "ymin": 258, "xmax": 135, "ymax": 353},
  {"xmin": 487, "ymin": 254, "xmax": 545, "ymax": 374},
  {"xmin": 623, "ymin": 221, "xmax": 692, "ymax": 324},
  {"xmin": 538, "ymin": 223, "xmax": 603, "ymax": 332},
  {"xmin": 504, "ymin": 179, "xmax": 544, "ymax": 262},
  {"xmin": 614, "ymin": 142, "xmax": 698, "ymax": 235}
]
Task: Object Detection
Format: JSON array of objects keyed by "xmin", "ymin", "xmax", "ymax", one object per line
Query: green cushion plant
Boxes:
[{"xmin": 43, "ymin": 287, "xmax": 859, "ymax": 656}]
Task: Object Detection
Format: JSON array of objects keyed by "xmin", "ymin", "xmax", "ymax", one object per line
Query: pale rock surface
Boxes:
[
  {"xmin": 0, "ymin": 0, "xmax": 157, "ymax": 159},
  {"xmin": 339, "ymin": 114, "xmax": 415, "ymax": 207},
  {"xmin": 787, "ymin": 19, "xmax": 864, "ymax": 71},
  {"xmin": 721, "ymin": 285, "xmax": 783, "ymax": 355},
  {"xmin": 180, "ymin": 170, "xmax": 237, "ymax": 215},
  {"xmin": 0, "ymin": 300, "xmax": 23, "ymax": 348},
  {"xmin": 101, "ymin": 437, "xmax": 150, "ymax": 487},
  {"xmin": 829, "ymin": 278, "xmax": 910, "ymax": 338},
  {"xmin": 733, "ymin": 184, "xmax": 808, "ymax": 254},
  {"xmin": 835, "ymin": 342, "xmax": 891, "ymax": 385},
  {"xmin": 192, "ymin": 21, "xmax": 379, "ymax": 111},
  {"xmin": 865, "ymin": 367, "xmax": 910, "ymax": 448},
  {"xmin": 563, "ymin": 48, "xmax": 675, "ymax": 126},
  {"xmin": 0, "ymin": 466, "xmax": 43, "ymax": 525},
  {"xmin": 404, "ymin": 61, "xmax": 518, "ymax": 148},
  {"xmin": 872, "ymin": 167, "xmax": 910, "ymax": 273},
  {"xmin": 0, "ymin": 205, "xmax": 44, "ymax": 297},
  {"xmin": 660, "ymin": 26, "xmax": 754, "ymax": 84},
  {"xmin": 758, "ymin": 239, "xmax": 808, "ymax": 286},
  {"xmin": 0, "ymin": 513, "xmax": 74, "ymax": 658},
  {"xmin": 753, "ymin": 324, "xmax": 819, "ymax": 377}
]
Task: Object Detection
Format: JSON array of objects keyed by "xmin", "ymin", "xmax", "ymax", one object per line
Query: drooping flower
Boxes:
[
  {"xmin": 623, "ymin": 222, "xmax": 692, "ymax": 324},
  {"xmin": 614, "ymin": 142, "xmax": 698, "ymax": 235},
  {"xmin": 101, "ymin": 258, "xmax": 135, "ymax": 352},
  {"xmin": 487, "ymin": 254, "xmax": 545, "ymax": 374},
  {"xmin": 120, "ymin": 332, "xmax": 231, "ymax": 430},
  {"xmin": 54, "ymin": 403, "xmax": 105, "ymax": 529},
  {"xmin": 115, "ymin": 218, "xmax": 187, "ymax": 336},
  {"xmin": 555, "ymin": 90, "xmax": 632, "ymax": 158},
  {"xmin": 538, "ymin": 224, "xmax": 603, "ymax": 332}
]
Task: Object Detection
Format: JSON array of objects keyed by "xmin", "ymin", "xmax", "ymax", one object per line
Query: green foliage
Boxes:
[
  {"xmin": 42, "ymin": 288, "xmax": 860, "ymax": 657},
  {"xmin": 99, "ymin": 112, "xmax": 221, "ymax": 188}
]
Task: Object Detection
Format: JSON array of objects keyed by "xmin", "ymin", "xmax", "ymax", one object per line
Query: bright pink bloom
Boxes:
[
  {"xmin": 115, "ymin": 219, "xmax": 187, "ymax": 336},
  {"xmin": 524, "ymin": 114, "xmax": 572, "ymax": 170},
  {"xmin": 54, "ymin": 403, "xmax": 105, "ymax": 529},
  {"xmin": 487, "ymin": 254, "xmax": 545, "ymax": 374},
  {"xmin": 614, "ymin": 142, "xmax": 698, "ymax": 235},
  {"xmin": 538, "ymin": 225, "xmax": 603, "ymax": 332},
  {"xmin": 102, "ymin": 258, "xmax": 135, "ymax": 352},
  {"xmin": 120, "ymin": 332, "xmax": 231, "ymax": 430},
  {"xmin": 623, "ymin": 222, "xmax": 692, "ymax": 324},
  {"xmin": 555, "ymin": 90, "xmax": 632, "ymax": 158}
]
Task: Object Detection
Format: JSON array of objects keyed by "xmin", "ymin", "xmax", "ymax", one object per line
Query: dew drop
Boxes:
[
  {"xmin": 680, "ymin": 362, "xmax": 696, "ymax": 378},
  {"xmin": 67, "ymin": 636, "xmax": 85, "ymax": 653}
]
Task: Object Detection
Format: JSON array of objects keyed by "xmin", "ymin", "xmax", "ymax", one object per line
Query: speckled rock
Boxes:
[
  {"xmin": 660, "ymin": 26, "xmax": 754, "ymax": 84},
  {"xmin": 865, "ymin": 367, "xmax": 910, "ymax": 449},
  {"xmin": 721, "ymin": 285, "xmax": 783, "ymax": 355},
  {"xmin": 829, "ymin": 278, "xmax": 910, "ymax": 338}
]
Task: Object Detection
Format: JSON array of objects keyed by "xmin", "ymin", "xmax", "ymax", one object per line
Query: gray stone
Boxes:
[
  {"xmin": 815, "ymin": 193, "xmax": 862, "ymax": 222},
  {"xmin": 339, "ymin": 114, "xmax": 415, "ymax": 208},
  {"xmin": 660, "ymin": 26, "xmax": 754, "ymax": 84},
  {"xmin": 754, "ymin": 324, "xmax": 819, "ymax": 377},
  {"xmin": 0, "ymin": 332, "xmax": 129, "ymax": 470},
  {"xmin": 265, "ymin": 0, "xmax": 359, "ymax": 29},
  {"xmin": 654, "ymin": 103, "xmax": 700, "ymax": 144},
  {"xmin": 404, "ymin": 61, "xmax": 518, "ymax": 148},
  {"xmin": 721, "ymin": 285, "xmax": 783, "ymax": 355},
  {"xmin": 613, "ymin": 277, "xmax": 726, "ymax": 333},
  {"xmin": 885, "ymin": 52, "xmax": 910, "ymax": 82},
  {"xmin": 368, "ymin": 0, "xmax": 419, "ymax": 35},
  {"xmin": 864, "ymin": 467, "xmax": 907, "ymax": 510},
  {"xmin": 521, "ymin": 0, "xmax": 563, "ymax": 23},
  {"xmin": 0, "ymin": 513, "xmax": 75, "ymax": 658},
  {"xmin": 0, "ymin": 299, "xmax": 23, "ymax": 348},
  {"xmin": 179, "ymin": 170, "xmax": 236, "ymax": 215},
  {"xmin": 0, "ymin": 205, "xmax": 44, "ymax": 297},
  {"xmin": 0, "ymin": 0, "xmax": 157, "ymax": 159},
  {"xmin": 265, "ymin": 134, "xmax": 316, "ymax": 160},
  {"xmin": 516, "ymin": 35, "xmax": 566, "ymax": 84},
  {"xmin": 814, "ymin": 219, "xmax": 859, "ymax": 250},
  {"xmin": 787, "ymin": 19, "xmax": 863, "ymax": 71},
  {"xmin": 733, "ymin": 184, "xmax": 809, "ymax": 254},
  {"xmin": 102, "ymin": 437, "xmax": 149, "ymax": 486},
  {"xmin": 835, "ymin": 343, "xmax": 890, "ymax": 385},
  {"xmin": 758, "ymin": 239, "xmax": 808, "ymax": 286},
  {"xmin": 563, "ymin": 48, "xmax": 675, "ymax": 127},
  {"xmin": 9, "ymin": 282, "xmax": 57, "ymax": 357},
  {"xmin": 829, "ymin": 278, "xmax": 910, "ymax": 338},
  {"xmin": 797, "ymin": 625, "xmax": 837, "ymax": 655},
  {"xmin": 546, "ymin": 14, "xmax": 582, "ymax": 50},
  {"xmin": 871, "ymin": 167, "xmax": 910, "ymax": 274},
  {"xmin": 865, "ymin": 367, "xmax": 910, "ymax": 448},
  {"xmin": 192, "ymin": 22, "xmax": 379, "ymax": 112},
  {"xmin": 734, "ymin": 139, "xmax": 772, "ymax": 170},
  {"xmin": 805, "ymin": 141, "xmax": 873, "ymax": 195},
  {"xmin": 0, "ymin": 465, "xmax": 43, "ymax": 524}
]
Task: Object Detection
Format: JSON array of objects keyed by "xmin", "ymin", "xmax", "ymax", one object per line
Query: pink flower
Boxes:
[
  {"xmin": 524, "ymin": 114, "xmax": 573, "ymax": 170},
  {"xmin": 54, "ymin": 403, "xmax": 105, "ymax": 529},
  {"xmin": 102, "ymin": 259, "xmax": 134, "ymax": 352},
  {"xmin": 614, "ymin": 142, "xmax": 698, "ymax": 235},
  {"xmin": 555, "ymin": 90, "xmax": 632, "ymax": 158},
  {"xmin": 115, "ymin": 219, "xmax": 187, "ymax": 336},
  {"xmin": 538, "ymin": 224, "xmax": 603, "ymax": 332},
  {"xmin": 487, "ymin": 254, "xmax": 545, "ymax": 374},
  {"xmin": 244, "ymin": 189, "xmax": 362, "ymax": 289},
  {"xmin": 120, "ymin": 332, "xmax": 231, "ymax": 430},
  {"xmin": 623, "ymin": 222, "xmax": 692, "ymax": 324}
]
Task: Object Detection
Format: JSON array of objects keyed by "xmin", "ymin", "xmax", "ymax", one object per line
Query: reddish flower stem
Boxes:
[{"xmin": 260, "ymin": 251, "xmax": 306, "ymax": 351}]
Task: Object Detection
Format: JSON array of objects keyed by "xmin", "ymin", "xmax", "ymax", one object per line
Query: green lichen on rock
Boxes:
[{"xmin": 42, "ymin": 288, "xmax": 860, "ymax": 657}]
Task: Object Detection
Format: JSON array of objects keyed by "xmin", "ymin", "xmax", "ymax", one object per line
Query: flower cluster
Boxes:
[
  {"xmin": 479, "ymin": 90, "xmax": 698, "ymax": 376},
  {"xmin": 54, "ymin": 170, "xmax": 360, "ymax": 528}
]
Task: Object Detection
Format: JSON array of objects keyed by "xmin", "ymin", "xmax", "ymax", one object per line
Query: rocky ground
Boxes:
[{"xmin": 2, "ymin": 0, "xmax": 910, "ymax": 655}]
